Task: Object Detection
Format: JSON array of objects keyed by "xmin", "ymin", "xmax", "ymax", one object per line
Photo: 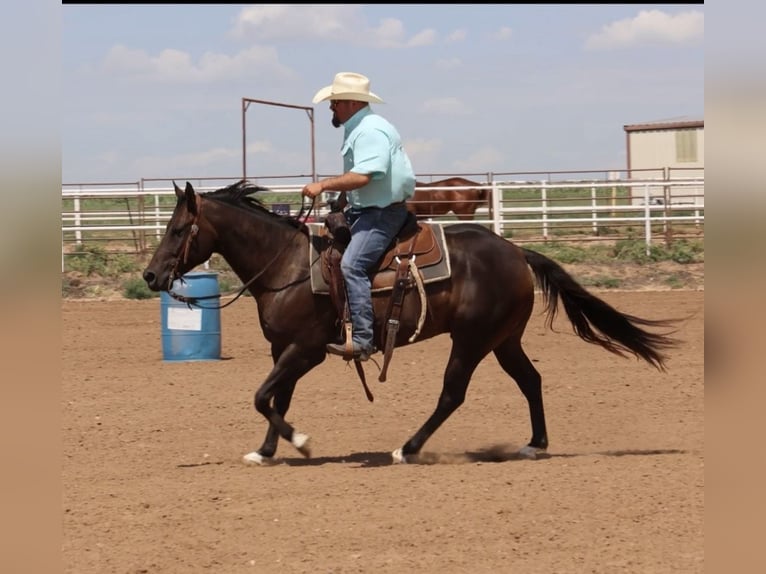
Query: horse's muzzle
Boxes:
[{"xmin": 142, "ymin": 269, "xmax": 164, "ymax": 292}]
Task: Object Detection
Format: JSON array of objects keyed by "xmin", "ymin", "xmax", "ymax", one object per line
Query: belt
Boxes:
[{"xmin": 354, "ymin": 201, "xmax": 407, "ymax": 212}]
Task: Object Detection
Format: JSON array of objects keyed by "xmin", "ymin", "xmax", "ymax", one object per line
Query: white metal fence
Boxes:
[{"xmin": 62, "ymin": 173, "xmax": 704, "ymax": 271}]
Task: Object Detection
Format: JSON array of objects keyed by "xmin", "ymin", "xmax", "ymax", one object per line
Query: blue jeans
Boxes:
[{"xmin": 342, "ymin": 203, "xmax": 409, "ymax": 350}]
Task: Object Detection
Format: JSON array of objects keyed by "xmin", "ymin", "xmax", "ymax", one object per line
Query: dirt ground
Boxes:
[{"xmin": 62, "ymin": 289, "xmax": 704, "ymax": 574}]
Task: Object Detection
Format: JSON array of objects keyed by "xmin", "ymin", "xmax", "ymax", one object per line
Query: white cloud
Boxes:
[
  {"xmin": 134, "ymin": 146, "xmax": 242, "ymax": 175},
  {"xmin": 231, "ymin": 5, "xmax": 436, "ymax": 48},
  {"xmin": 231, "ymin": 4, "xmax": 355, "ymax": 41},
  {"xmin": 585, "ymin": 10, "xmax": 704, "ymax": 50},
  {"xmin": 494, "ymin": 27, "xmax": 513, "ymax": 40},
  {"xmin": 100, "ymin": 45, "xmax": 150, "ymax": 74},
  {"xmin": 408, "ymin": 28, "xmax": 437, "ymax": 47},
  {"xmin": 371, "ymin": 17, "xmax": 408, "ymax": 48},
  {"xmin": 405, "ymin": 138, "xmax": 442, "ymax": 155},
  {"xmin": 402, "ymin": 138, "xmax": 443, "ymax": 167},
  {"xmin": 94, "ymin": 150, "xmax": 120, "ymax": 168},
  {"xmin": 91, "ymin": 110, "xmax": 129, "ymax": 127},
  {"xmin": 454, "ymin": 146, "xmax": 506, "ymax": 172},
  {"xmin": 421, "ymin": 97, "xmax": 472, "ymax": 115},
  {"xmin": 100, "ymin": 44, "xmax": 291, "ymax": 83},
  {"xmin": 435, "ymin": 57, "xmax": 462, "ymax": 71},
  {"xmin": 246, "ymin": 141, "xmax": 273, "ymax": 155},
  {"xmin": 128, "ymin": 140, "xmax": 283, "ymax": 177},
  {"xmin": 446, "ymin": 29, "xmax": 467, "ymax": 43}
]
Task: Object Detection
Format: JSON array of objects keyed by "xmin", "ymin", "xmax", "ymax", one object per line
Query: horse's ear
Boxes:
[
  {"xmin": 173, "ymin": 180, "xmax": 183, "ymax": 199},
  {"xmin": 184, "ymin": 181, "xmax": 198, "ymax": 215}
]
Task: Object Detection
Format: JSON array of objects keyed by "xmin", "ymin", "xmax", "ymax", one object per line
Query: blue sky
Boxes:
[{"xmin": 62, "ymin": 4, "xmax": 704, "ymax": 184}]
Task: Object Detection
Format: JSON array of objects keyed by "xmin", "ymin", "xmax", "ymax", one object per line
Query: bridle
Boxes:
[
  {"xmin": 167, "ymin": 193, "xmax": 320, "ymax": 310},
  {"xmin": 168, "ymin": 196, "xmax": 203, "ymax": 288}
]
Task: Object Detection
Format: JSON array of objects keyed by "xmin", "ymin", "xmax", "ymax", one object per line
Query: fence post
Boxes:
[
  {"xmin": 489, "ymin": 173, "xmax": 502, "ymax": 236},
  {"xmin": 662, "ymin": 167, "xmax": 671, "ymax": 247},
  {"xmin": 591, "ymin": 185, "xmax": 598, "ymax": 235},
  {"xmin": 609, "ymin": 171, "xmax": 619, "ymax": 218},
  {"xmin": 541, "ymin": 180, "xmax": 548, "ymax": 240},
  {"xmin": 644, "ymin": 183, "xmax": 651, "ymax": 256},
  {"xmin": 694, "ymin": 193, "xmax": 702, "ymax": 228},
  {"xmin": 135, "ymin": 190, "xmax": 145, "ymax": 253},
  {"xmin": 150, "ymin": 179, "xmax": 161, "ymax": 240},
  {"xmin": 74, "ymin": 195, "xmax": 82, "ymax": 245}
]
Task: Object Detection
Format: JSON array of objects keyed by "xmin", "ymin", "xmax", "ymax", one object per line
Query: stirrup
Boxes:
[{"xmin": 326, "ymin": 342, "xmax": 375, "ymax": 362}]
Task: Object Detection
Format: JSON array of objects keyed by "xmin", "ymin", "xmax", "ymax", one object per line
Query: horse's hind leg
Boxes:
[
  {"xmin": 394, "ymin": 346, "xmax": 484, "ymax": 464},
  {"xmin": 493, "ymin": 338, "xmax": 548, "ymax": 459}
]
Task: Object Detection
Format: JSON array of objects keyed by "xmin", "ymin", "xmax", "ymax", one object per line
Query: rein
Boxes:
[{"xmin": 168, "ymin": 194, "xmax": 319, "ymax": 310}]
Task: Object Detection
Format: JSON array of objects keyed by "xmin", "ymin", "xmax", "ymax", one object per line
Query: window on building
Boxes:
[{"xmin": 675, "ymin": 129, "xmax": 698, "ymax": 163}]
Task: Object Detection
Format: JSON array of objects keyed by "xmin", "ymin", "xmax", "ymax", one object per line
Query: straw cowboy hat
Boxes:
[{"xmin": 312, "ymin": 72, "xmax": 384, "ymax": 104}]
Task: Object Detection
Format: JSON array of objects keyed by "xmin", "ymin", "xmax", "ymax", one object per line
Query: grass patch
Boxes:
[
  {"xmin": 581, "ymin": 276, "xmax": 621, "ymax": 289},
  {"xmin": 662, "ymin": 275, "xmax": 685, "ymax": 289},
  {"xmin": 61, "ymin": 236, "xmax": 703, "ymax": 299},
  {"xmin": 66, "ymin": 244, "xmax": 141, "ymax": 277},
  {"xmin": 523, "ymin": 242, "xmax": 614, "ymax": 264},
  {"xmin": 123, "ymin": 276, "xmax": 160, "ymax": 300},
  {"xmin": 523, "ymin": 238, "xmax": 703, "ymax": 266}
]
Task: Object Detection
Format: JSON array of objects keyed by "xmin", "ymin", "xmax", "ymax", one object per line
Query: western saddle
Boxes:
[{"xmin": 320, "ymin": 210, "xmax": 445, "ymax": 394}]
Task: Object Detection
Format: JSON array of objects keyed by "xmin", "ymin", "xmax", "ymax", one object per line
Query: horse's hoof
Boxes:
[
  {"xmin": 518, "ymin": 445, "xmax": 545, "ymax": 460},
  {"xmin": 292, "ymin": 432, "xmax": 311, "ymax": 458},
  {"xmin": 242, "ymin": 451, "xmax": 274, "ymax": 466},
  {"xmin": 392, "ymin": 448, "xmax": 408, "ymax": 464}
]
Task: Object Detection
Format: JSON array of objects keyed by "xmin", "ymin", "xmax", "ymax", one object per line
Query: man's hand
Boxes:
[
  {"xmin": 302, "ymin": 173, "xmax": 370, "ymax": 200},
  {"xmin": 301, "ymin": 182, "xmax": 323, "ymax": 199}
]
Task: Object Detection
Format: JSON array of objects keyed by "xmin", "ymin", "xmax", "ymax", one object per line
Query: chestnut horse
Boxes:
[
  {"xmin": 143, "ymin": 180, "xmax": 679, "ymax": 465},
  {"xmin": 407, "ymin": 177, "xmax": 489, "ymax": 220}
]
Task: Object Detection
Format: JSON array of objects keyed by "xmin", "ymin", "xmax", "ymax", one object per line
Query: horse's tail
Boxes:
[{"xmin": 522, "ymin": 248, "xmax": 680, "ymax": 371}]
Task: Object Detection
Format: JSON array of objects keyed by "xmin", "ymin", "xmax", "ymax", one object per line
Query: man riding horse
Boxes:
[{"xmin": 301, "ymin": 72, "xmax": 416, "ymax": 362}]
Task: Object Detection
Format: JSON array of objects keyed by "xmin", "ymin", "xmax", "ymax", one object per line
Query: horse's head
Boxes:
[
  {"xmin": 475, "ymin": 182, "xmax": 489, "ymax": 202},
  {"xmin": 457, "ymin": 178, "xmax": 488, "ymax": 202},
  {"xmin": 143, "ymin": 181, "xmax": 216, "ymax": 291}
]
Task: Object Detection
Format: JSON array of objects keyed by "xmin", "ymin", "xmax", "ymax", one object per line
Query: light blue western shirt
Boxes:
[{"xmin": 341, "ymin": 106, "xmax": 415, "ymax": 209}]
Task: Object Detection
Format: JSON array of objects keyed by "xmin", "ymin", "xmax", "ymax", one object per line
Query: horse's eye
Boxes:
[{"xmin": 171, "ymin": 227, "xmax": 185, "ymax": 238}]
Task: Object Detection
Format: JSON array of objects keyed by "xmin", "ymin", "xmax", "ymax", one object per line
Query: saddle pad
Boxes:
[{"xmin": 308, "ymin": 222, "xmax": 452, "ymax": 295}]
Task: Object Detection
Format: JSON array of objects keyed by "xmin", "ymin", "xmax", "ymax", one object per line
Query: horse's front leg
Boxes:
[
  {"xmin": 242, "ymin": 344, "xmax": 325, "ymax": 466},
  {"xmin": 245, "ymin": 377, "xmax": 298, "ymax": 463}
]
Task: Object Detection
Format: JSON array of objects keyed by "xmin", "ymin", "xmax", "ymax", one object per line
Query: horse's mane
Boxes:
[{"xmin": 203, "ymin": 180, "xmax": 304, "ymax": 229}]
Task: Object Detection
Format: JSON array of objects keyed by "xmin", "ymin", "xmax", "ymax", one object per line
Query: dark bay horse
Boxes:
[
  {"xmin": 407, "ymin": 177, "xmax": 489, "ymax": 221},
  {"xmin": 143, "ymin": 180, "xmax": 679, "ymax": 465}
]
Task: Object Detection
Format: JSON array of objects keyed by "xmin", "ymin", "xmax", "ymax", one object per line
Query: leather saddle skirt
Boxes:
[{"xmin": 308, "ymin": 221, "xmax": 451, "ymax": 294}]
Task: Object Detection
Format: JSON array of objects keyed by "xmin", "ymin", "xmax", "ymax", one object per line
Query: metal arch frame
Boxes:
[{"xmin": 241, "ymin": 97, "xmax": 316, "ymax": 182}]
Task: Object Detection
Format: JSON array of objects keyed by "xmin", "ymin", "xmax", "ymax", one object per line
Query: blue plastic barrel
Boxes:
[{"xmin": 160, "ymin": 271, "xmax": 221, "ymax": 361}]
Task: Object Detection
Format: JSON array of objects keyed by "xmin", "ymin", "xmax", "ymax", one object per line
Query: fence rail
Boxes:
[{"xmin": 61, "ymin": 173, "xmax": 704, "ymax": 271}]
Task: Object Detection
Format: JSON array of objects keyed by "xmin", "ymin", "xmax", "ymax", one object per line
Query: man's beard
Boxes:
[{"xmin": 331, "ymin": 113, "xmax": 341, "ymax": 128}]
